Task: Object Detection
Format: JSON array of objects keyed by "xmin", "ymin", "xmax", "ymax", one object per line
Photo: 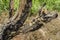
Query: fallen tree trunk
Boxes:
[
  {"xmin": 0, "ymin": 0, "xmax": 32, "ymax": 40},
  {"xmin": 21, "ymin": 19, "xmax": 43, "ymax": 33},
  {"xmin": 0, "ymin": 0, "xmax": 58, "ymax": 40}
]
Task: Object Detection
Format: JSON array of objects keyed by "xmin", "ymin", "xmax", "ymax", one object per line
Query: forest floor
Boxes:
[{"xmin": 0, "ymin": 12, "xmax": 60, "ymax": 40}]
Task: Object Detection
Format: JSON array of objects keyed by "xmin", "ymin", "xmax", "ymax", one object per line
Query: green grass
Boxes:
[
  {"xmin": 31, "ymin": 0, "xmax": 60, "ymax": 14},
  {"xmin": 0, "ymin": 0, "xmax": 60, "ymax": 14}
]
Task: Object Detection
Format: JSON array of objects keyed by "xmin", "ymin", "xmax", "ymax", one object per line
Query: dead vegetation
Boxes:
[{"xmin": 0, "ymin": 0, "xmax": 59, "ymax": 40}]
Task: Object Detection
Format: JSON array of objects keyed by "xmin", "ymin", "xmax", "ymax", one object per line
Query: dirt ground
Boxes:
[{"xmin": 0, "ymin": 12, "xmax": 60, "ymax": 40}]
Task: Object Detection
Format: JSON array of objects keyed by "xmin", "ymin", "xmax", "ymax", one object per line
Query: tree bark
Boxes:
[
  {"xmin": 0, "ymin": 0, "xmax": 32, "ymax": 40},
  {"xmin": 9, "ymin": 0, "xmax": 14, "ymax": 18}
]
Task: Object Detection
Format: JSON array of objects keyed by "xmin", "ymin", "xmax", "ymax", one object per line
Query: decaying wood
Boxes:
[
  {"xmin": 9, "ymin": 0, "xmax": 14, "ymax": 18},
  {"xmin": 20, "ymin": 2, "xmax": 58, "ymax": 33},
  {"xmin": 40, "ymin": 10, "xmax": 58, "ymax": 22},
  {"xmin": 0, "ymin": 0, "xmax": 32, "ymax": 40},
  {"xmin": 39, "ymin": 2, "xmax": 46, "ymax": 17},
  {"xmin": 21, "ymin": 18, "xmax": 43, "ymax": 33},
  {"xmin": 38, "ymin": 3, "xmax": 58, "ymax": 22},
  {"xmin": 0, "ymin": 0, "xmax": 58, "ymax": 40}
]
